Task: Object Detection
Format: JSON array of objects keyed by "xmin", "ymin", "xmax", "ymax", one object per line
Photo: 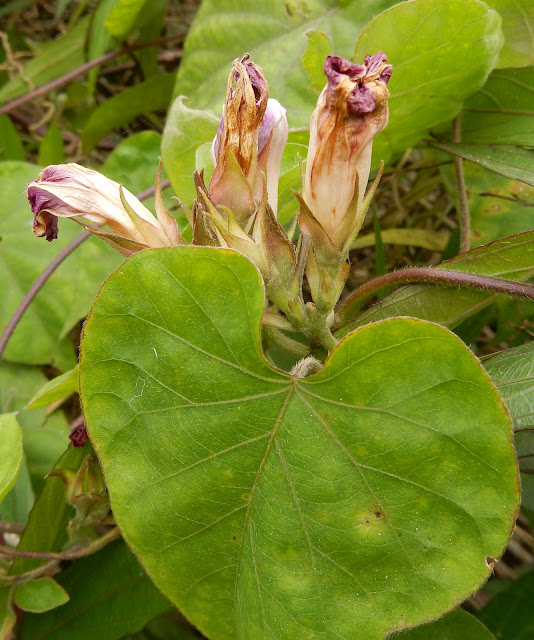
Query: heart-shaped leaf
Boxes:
[{"xmin": 80, "ymin": 247, "xmax": 519, "ymax": 640}]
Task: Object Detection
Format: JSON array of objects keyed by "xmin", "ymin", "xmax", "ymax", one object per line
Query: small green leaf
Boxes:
[
  {"xmin": 161, "ymin": 97, "xmax": 220, "ymax": 206},
  {"xmin": 395, "ymin": 607, "xmax": 496, "ymax": 638},
  {"xmin": 105, "ymin": 0, "xmax": 150, "ymax": 39},
  {"xmin": 0, "ymin": 18, "xmax": 90, "ymax": 105},
  {"xmin": 0, "ymin": 413, "xmax": 23, "ymax": 504},
  {"xmin": 476, "ymin": 569, "xmax": 534, "ymax": 638},
  {"xmin": 81, "ymin": 73, "xmax": 175, "ymax": 153},
  {"xmin": 19, "ymin": 542, "xmax": 171, "ymax": 640},
  {"xmin": 80, "ymin": 247, "xmax": 519, "ymax": 640},
  {"xmin": 14, "ymin": 578, "xmax": 69, "ymax": 613},
  {"xmin": 0, "ymin": 115, "xmax": 25, "ymax": 162},
  {"xmin": 489, "ymin": 0, "xmax": 534, "ymax": 68},
  {"xmin": 354, "ymin": 0, "xmax": 503, "ymax": 166},
  {"xmin": 37, "ymin": 123, "xmax": 65, "ymax": 167},
  {"xmin": 303, "ymin": 30, "xmax": 331, "ymax": 93},
  {"xmin": 340, "ymin": 230, "xmax": 534, "ymax": 335},
  {"xmin": 461, "ymin": 67, "xmax": 534, "ymax": 146},
  {"xmin": 25, "ymin": 366, "xmax": 79, "ymax": 410}
]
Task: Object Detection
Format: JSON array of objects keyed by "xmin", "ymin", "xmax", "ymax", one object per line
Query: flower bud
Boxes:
[
  {"xmin": 304, "ymin": 52, "xmax": 392, "ymax": 243},
  {"xmin": 28, "ymin": 163, "xmax": 182, "ymax": 255},
  {"xmin": 208, "ymin": 56, "xmax": 288, "ymax": 223}
]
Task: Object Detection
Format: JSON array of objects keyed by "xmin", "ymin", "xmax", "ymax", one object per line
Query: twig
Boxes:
[
  {"xmin": 0, "ymin": 521, "xmax": 25, "ymax": 534},
  {"xmin": 0, "ymin": 36, "xmax": 178, "ymax": 117},
  {"xmin": 453, "ymin": 115, "xmax": 470, "ymax": 252},
  {"xmin": 0, "ymin": 181, "xmax": 168, "ymax": 361},
  {"xmin": 335, "ymin": 267, "xmax": 534, "ymax": 328},
  {"xmin": 0, "ymin": 526, "xmax": 121, "ymax": 561}
]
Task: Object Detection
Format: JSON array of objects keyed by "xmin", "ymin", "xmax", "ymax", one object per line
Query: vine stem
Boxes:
[
  {"xmin": 453, "ymin": 114, "xmax": 471, "ymax": 253},
  {"xmin": 0, "ymin": 181, "xmax": 169, "ymax": 361},
  {"xmin": 335, "ymin": 267, "xmax": 534, "ymax": 328},
  {"xmin": 0, "ymin": 36, "xmax": 179, "ymax": 117}
]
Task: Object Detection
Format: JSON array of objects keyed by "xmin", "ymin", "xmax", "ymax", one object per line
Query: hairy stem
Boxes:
[
  {"xmin": 453, "ymin": 115, "xmax": 471, "ymax": 253},
  {"xmin": 335, "ymin": 267, "xmax": 534, "ymax": 328},
  {"xmin": 0, "ymin": 181, "xmax": 169, "ymax": 361}
]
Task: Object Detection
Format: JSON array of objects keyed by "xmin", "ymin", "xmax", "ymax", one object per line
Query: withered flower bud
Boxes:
[
  {"xmin": 304, "ymin": 52, "xmax": 392, "ymax": 243},
  {"xmin": 208, "ymin": 56, "xmax": 288, "ymax": 224},
  {"xmin": 28, "ymin": 163, "xmax": 183, "ymax": 255}
]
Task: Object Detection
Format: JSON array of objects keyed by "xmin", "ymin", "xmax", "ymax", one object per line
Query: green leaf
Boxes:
[
  {"xmin": 483, "ymin": 342, "xmax": 534, "ymax": 510},
  {"xmin": 394, "ymin": 607, "xmax": 496, "ymax": 639},
  {"xmin": 303, "ymin": 30, "xmax": 332, "ymax": 93},
  {"xmin": 81, "ymin": 73, "xmax": 175, "ymax": 153},
  {"xmin": 0, "ymin": 413, "xmax": 23, "ymax": 504},
  {"xmin": 161, "ymin": 97, "xmax": 220, "ymax": 206},
  {"xmin": 431, "ymin": 142, "xmax": 534, "ymax": 187},
  {"xmin": 354, "ymin": 0, "xmax": 503, "ymax": 166},
  {"xmin": 0, "ymin": 115, "xmax": 25, "ymax": 162},
  {"xmin": 0, "ymin": 454, "xmax": 34, "ymax": 526},
  {"xmin": 476, "ymin": 568, "xmax": 534, "ymax": 638},
  {"xmin": 25, "ymin": 367, "xmax": 79, "ymax": 411},
  {"xmin": 172, "ymin": 0, "xmax": 396, "ymax": 125},
  {"xmin": 37, "ymin": 122, "xmax": 65, "ymax": 166},
  {"xmin": 461, "ymin": 67, "xmax": 534, "ymax": 146},
  {"xmin": 0, "ymin": 161, "xmax": 121, "ymax": 367},
  {"xmin": 80, "ymin": 247, "xmax": 518, "ymax": 640},
  {"xmin": 102, "ymin": 131, "xmax": 173, "ymax": 216},
  {"xmin": 174, "ymin": 0, "xmax": 501, "ymax": 172},
  {"xmin": 484, "ymin": 341, "xmax": 534, "ymax": 434},
  {"xmin": 19, "ymin": 541, "xmax": 171, "ymax": 640},
  {"xmin": 489, "ymin": 0, "xmax": 534, "ymax": 68},
  {"xmin": 14, "ymin": 578, "xmax": 69, "ymax": 613},
  {"xmin": 105, "ymin": 0, "xmax": 151, "ymax": 39},
  {"xmin": 339, "ymin": 230, "xmax": 534, "ymax": 335},
  {"xmin": 0, "ymin": 17, "xmax": 90, "ymax": 105},
  {"xmin": 438, "ymin": 156, "xmax": 534, "ymax": 247},
  {"xmin": 10, "ymin": 444, "xmax": 89, "ymax": 575}
]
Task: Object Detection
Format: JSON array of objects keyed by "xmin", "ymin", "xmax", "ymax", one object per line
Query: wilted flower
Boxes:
[
  {"xmin": 28, "ymin": 163, "xmax": 183, "ymax": 255},
  {"xmin": 208, "ymin": 55, "xmax": 288, "ymax": 224},
  {"xmin": 304, "ymin": 52, "xmax": 392, "ymax": 245}
]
